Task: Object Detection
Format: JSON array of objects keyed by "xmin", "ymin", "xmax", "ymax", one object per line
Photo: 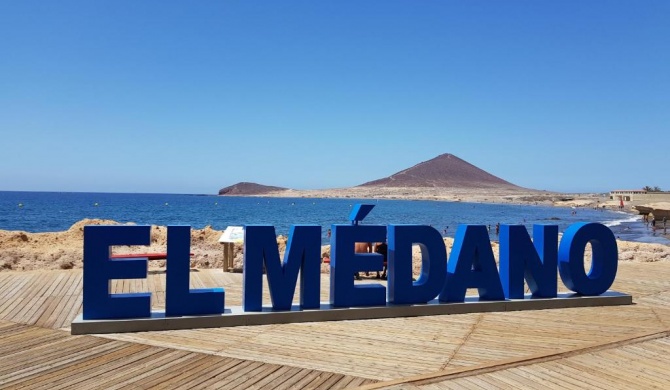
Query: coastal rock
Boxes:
[
  {"xmin": 218, "ymin": 182, "xmax": 287, "ymax": 196},
  {"xmin": 636, "ymin": 202, "xmax": 670, "ymax": 220}
]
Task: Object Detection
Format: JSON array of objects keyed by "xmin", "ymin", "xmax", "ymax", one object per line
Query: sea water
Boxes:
[{"xmin": 0, "ymin": 191, "xmax": 668, "ymax": 245}]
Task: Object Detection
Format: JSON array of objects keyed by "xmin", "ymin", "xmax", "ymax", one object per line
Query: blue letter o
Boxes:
[{"xmin": 558, "ymin": 222, "xmax": 618, "ymax": 296}]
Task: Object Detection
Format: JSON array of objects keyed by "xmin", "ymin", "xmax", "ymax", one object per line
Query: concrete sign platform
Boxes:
[{"xmin": 71, "ymin": 291, "xmax": 632, "ymax": 335}]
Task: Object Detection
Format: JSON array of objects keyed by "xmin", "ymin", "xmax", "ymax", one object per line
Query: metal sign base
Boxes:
[{"xmin": 71, "ymin": 291, "xmax": 632, "ymax": 335}]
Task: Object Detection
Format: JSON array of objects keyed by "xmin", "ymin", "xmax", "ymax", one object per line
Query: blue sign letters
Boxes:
[{"xmin": 81, "ymin": 205, "xmax": 620, "ymax": 323}]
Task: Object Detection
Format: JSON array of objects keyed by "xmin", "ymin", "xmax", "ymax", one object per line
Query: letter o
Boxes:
[{"xmin": 558, "ymin": 222, "xmax": 618, "ymax": 296}]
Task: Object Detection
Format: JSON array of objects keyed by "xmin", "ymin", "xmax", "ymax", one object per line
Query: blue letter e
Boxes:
[{"xmin": 83, "ymin": 225, "xmax": 151, "ymax": 320}]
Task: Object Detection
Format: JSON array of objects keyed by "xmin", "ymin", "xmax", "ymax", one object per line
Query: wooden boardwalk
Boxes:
[
  {"xmin": 419, "ymin": 333, "xmax": 670, "ymax": 389},
  {"xmin": 0, "ymin": 261, "xmax": 670, "ymax": 388},
  {"xmin": 0, "ymin": 320, "xmax": 373, "ymax": 389}
]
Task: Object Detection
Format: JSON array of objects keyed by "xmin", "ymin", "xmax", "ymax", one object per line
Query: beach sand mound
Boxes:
[
  {"xmin": 618, "ymin": 240, "xmax": 670, "ymax": 262},
  {"xmin": 1, "ymin": 219, "xmax": 669, "ymax": 273},
  {"xmin": 0, "ymin": 219, "xmax": 121, "ymax": 271},
  {"xmin": 0, "ymin": 219, "xmax": 232, "ymax": 272}
]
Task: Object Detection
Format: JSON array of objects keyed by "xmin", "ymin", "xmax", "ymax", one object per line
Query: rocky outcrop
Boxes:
[
  {"xmin": 218, "ymin": 182, "xmax": 287, "ymax": 196},
  {"xmin": 635, "ymin": 202, "xmax": 670, "ymax": 220}
]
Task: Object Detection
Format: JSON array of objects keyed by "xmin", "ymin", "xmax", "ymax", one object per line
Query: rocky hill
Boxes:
[
  {"xmin": 218, "ymin": 182, "xmax": 287, "ymax": 195},
  {"xmin": 359, "ymin": 153, "xmax": 522, "ymax": 189}
]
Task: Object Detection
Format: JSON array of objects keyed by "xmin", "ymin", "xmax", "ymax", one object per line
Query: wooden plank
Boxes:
[
  {"xmin": 20, "ymin": 343, "xmax": 139, "ymax": 390},
  {"xmin": 201, "ymin": 360, "xmax": 266, "ymax": 389},
  {"xmin": 558, "ymin": 358, "xmax": 645, "ymax": 389},
  {"xmin": 513, "ymin": 365, "xmax": 583, "ymax": 390},
  {"xmin": 167, "ymin": 355, "xmax": 246, "ymax": 388},
  {"xmin": 0, "ymin": 323, "xmax": 65, "ymax": 348},
  {"xmin": 0, "ymin": 273, "xmax": 32, "ymax": 302},
  {"xmin": 0, "ymin": 334, "xmax": 106, "ymax": 376},
  {"xmin": 0, "ymin": 340, "xmax": 125, "ymax": 385},
  {"xmin": 246, "ymin": 365, "xmax": 306, "ymax": 390},
  {"xmin": 223, "ymin": 362, "xmax": 282, "ymax": 389},
  {"xmin": 230, "ymin": 364, "xmax": 284, "ymax": 389},
  {"xmin": 40, "ymin": 272, "xmax": 79, "ymax": 329},
  {"xmin": 109, "ymin": 351, "xmax": 204, "ymax": 389},
  {"xmin": 182, "ymin": 357, "xmax": 248, "ymax": 389},
  {"xmin": 290, "ymin": 370, "xmax": 333, "ymax": 389},
  {"xmin": 34, "ymin": 272, "xmax": 74, "ymax": 328},
  {"xmin": 100, "ymin": 349, "xmax": 194, "ymax": 390},
  {"xmin": 11, "ymin": 273, "xmax": 53, "ymax": 323},
  {"xmin": 0, "ymin": 274, "xmax": 43, "ymax": 320},
  {"xmin": 316, "ymin": 372, "xmax": 355, "ymax": 390},
  {"xmin": 49, "ymin": 272, "xmax": 81, "ymax": 327},
  {"xmin": 28, "ymin": 272, "xmax": 68, "ymax": 325},
  {"xmin": 54, "ymin": 272, "xmax": 83, "ymax": 329},
  {"xmin": 24, "ymin": 344, "xmax": 160, "ymax": 390},
  {"xmin": 142, "ymin": 353, "xmax": 251, "ymax": 388}
]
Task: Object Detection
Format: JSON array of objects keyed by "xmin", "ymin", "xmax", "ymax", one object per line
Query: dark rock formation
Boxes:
[{"xmin": 218, "ymin": 182, "xmax": 287, "ymax": 195}]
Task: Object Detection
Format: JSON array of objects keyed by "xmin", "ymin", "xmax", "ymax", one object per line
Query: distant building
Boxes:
[
  {"xmin": 609, "ymin": 190, "xmax": 647, "ymax": 201},
  {"xmin": 609, "ymin": 190, "xmax": 670, "ymax": 202}
]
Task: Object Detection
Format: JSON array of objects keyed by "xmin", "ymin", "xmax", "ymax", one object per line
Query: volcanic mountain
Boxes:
[
  {"xmin": 359, "ymin": 153, "xmax": 522, "ymax": 189},
  {"xmin": 218, "ymin": 182, "xmax": 287, "ymax": 195}
]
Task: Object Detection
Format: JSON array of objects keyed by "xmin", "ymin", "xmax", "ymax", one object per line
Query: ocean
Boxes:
[{"xmin": 1, "ymin": 191, "xmax": 668, "ymax": 245}]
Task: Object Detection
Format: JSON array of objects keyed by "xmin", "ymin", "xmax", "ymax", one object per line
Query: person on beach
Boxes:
[
  {"xmin": 495, "ymin": 223, "xmax": 500, "ymax": 235},
  {"xmin": 355, "ymin": 242, "xmax": 372, "ymax": 280},
  {"xmin": 374, "ymin": 241, "xmax": 388, "ymax": 279}
]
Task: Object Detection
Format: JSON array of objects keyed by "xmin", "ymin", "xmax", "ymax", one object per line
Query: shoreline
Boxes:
[
  {"xmin": 226, "ymin": 186, "xmax": 605, "ymax": 208},
  {"xmin": 2, "ymin": 189, "xmax": 668, "ymax": 273},
  {"xmin": 220, "ymin": 187, "xmax": 667, "ymax": 218}
]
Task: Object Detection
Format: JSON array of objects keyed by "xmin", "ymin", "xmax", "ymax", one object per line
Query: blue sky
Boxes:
[{"xmin": 1, "ymin": 1, "xmax": 668, "ymax": 194}]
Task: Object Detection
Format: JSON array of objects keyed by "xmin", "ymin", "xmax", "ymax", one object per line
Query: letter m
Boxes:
[{"xmin": 243, "ymin": 225, "xmax": 321, "ymax": 311}]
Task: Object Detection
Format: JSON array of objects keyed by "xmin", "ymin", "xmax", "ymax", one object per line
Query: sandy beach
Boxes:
[{"xmin": 257, "ymin": 186, "xmax": 605, "ymax": 207}]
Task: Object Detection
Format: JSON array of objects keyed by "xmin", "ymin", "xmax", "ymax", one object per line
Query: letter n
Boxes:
[{"xmin": 499, "ymin": 225, "xmax": 558, "ymax": 299}]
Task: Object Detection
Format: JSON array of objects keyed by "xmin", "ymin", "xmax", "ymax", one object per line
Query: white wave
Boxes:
[{"xmin": 601, "ymin": 214, "xmax": 642, "ymax": 227}]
